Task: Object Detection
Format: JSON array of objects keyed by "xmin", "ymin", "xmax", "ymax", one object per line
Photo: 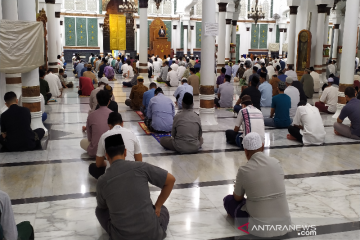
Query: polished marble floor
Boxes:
[{"xmin": 1, "ymin": 74, "xmax": 360, "ymax": 240}]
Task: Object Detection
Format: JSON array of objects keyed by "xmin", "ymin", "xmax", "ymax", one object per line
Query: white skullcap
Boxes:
[
  {"xmin": 327, "ymin": 77, "xmax": 334, "ymax": 83},
  {"xmin": 243, "ymin": 132, "xmax": 263, "ymax": 150},
  {"xmin": 100, "ymin": 77, "xmax": 110, "ymax": 84}
]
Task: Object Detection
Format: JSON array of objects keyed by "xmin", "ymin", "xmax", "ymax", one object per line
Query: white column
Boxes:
[
  {"xmin": 55, "ymin": 3, "xmax": 62, "ymax": 56},
  {"xmin": 332, "ymin": 24, "xmax": 340, "ymax": 60},
  {"xmin": 314, "ymin": 4, "xmax": 327, "ymax": 76},
  {"xmin": 287, "ymin": 6, "xmax": 298, "ymax": 68},
  {"xmin": 225, "ymin": 19, "xmax": 232, "ymax": 61},
  {"xmin": 136, "ymin": 24, "xmax": 140, "ymax": 54},
  {"xmin": 231, "ymin": 20, "xmax": 237, "ymax": 61},
  {"xmin": 321, "ymin": 7, "xmax": 330, "ymax": 84},
  {"xmin": 46, "ymin": 0, "xmax": 58, "ymax": 74},
  {"xmin": 173, "ymin": 24, "xmax": 177, "ymax": 55},
  {"xmin": 217, "ymin": 2, "xmax": 227, "ymax": 73},
  {"xmin": 200, "ymin": 0, "xmax": 217, "ymax": 125},
  {"xmin": 333, "ymin": 0, "xmax": 360, "ymax": 119},
  {"xmin": 183, "ymin": 24, "xmax": 188, "ymax": 57},
  {"xmin": 139, "ymin": 0, "xmax": 149, "ymax": 79},
  {"xmin": 279, "ymin": 29, "xmax": 284, "ymax": 58},
  {"xmin": 18, "ymin": 0, "xmax": 47, "ymax": 134},
  {"xmin": 246, "ymin": 25, "xmax": 251, "ymax": 54},
  {"xmin": 190, "ymin": 25, "xmax": 195, "ymax": 57},
  {"xmin": 2, "ymin": 0, "xmax": 22, "ymax": 98}
]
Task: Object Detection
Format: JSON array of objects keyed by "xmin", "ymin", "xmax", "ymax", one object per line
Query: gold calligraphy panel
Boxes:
[{"xmin": 110, "ymin": 14, "xmax": 126, "ymax": 50}]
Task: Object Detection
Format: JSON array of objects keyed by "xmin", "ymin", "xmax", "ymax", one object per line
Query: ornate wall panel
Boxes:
[
  {"xmin": 76, "ymin": 18, "xmax": 87, "ymax": 46},
  {"xmin": 147, "ymin": 2, "xmax": 153, "ymax": 14},
  {"xmin": 163, "ymin": 0, "xmax": 172, "ymax": 15},
  {"xmin": 109, "ymin": 14, "xmax": 126, "ymax": 50},
  {"xmin": 270, "ymin": 0, "xmax": 273, "ymax": 18},
  {"xmin": 163, "ymin": 21, "xmax": 172, "ymax": 44},
  {"xmin": 236, "ymin": 34, "xmax": 240, "ymax": 62},
  {"xmin": 88, "ymin": 18, "xmax": 98, "ymax": 46},
  {"xmin": 196, "ymin": 22, "xmax": 202, "ymax": 48},
  {"xmin": 259, "ymin": 24, "xmax": 268, "ymax": 49},
  {"xmin": 88, "ymin": 0, "xmax": 98, "ymax": 11},
  {"xmin": 153, "ymin": 2, "xmax": 162, "ymax": 14},
  {"xmin": 251, "ymin": 24, "xmax": 259, "ymax": 49},
  {"xmin": 65, "ymin": 17, "xmax": 76, "ymax": 46},
  {"xmin": 75, "ymin": 1, "xmax": 86, "ymax": 11},
  {"xmin": 276, "ymin": 24, "xmax": 280, "ymax": 43},
  {"xmin": 196, "ymin": 0, "xmax": 202, "ymax": 16},
  {"xmin": 65, "ymin": 0, "xmax": 74, "ymax": 10}
]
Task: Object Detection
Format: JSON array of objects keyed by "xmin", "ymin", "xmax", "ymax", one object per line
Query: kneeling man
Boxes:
[
  {"xmin": 95, "ymin": 133, "xmax": 176, "ymax": 240},
  {"xmin": 223, "ymin": 132, "xmax": 291, "ymax": 238}
]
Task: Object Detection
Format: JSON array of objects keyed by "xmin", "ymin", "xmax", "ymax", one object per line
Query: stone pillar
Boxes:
[
  {"xmin": 217, "ymin": 2, "xmax": 227, "ymax": 73},
  {"xmin": 334, "ymin": 0, "xmax": 360, "ymax": 118},
  {"xmin": 136, "ymin": 24, "xmax": 140, "ymax": 54},
  {"xmin": 190, "ymin": 25, "xmax": 195, "ymax": 57},
  {"xmin": 314, "ymin": 4, "xmax": 327, "ymax": 75},
  {"xmin": 55, "ymin": 4, "xmax": 62, "ymax": 56},
  {"xmin": 287, "ymin": 6, "xmax": 298, "ymax": 68},
  {"xmin": 138, "ymin": 0, "xmax": 149, "ymax": 75},
  {"xmin": 183, "ymin": 25, "xmax": 188, "ymax": 57},
  {"xmin": 332, "ymin": 24, "xmax": 340, "ymax": 60},
  {"xmin": 246, "ymin": 25, "xmax": 251, "ymax": 54},
  {"xmin": 200, "ymin": 0, "xmax": 217, "ymax": 125},
  {"xmin": 225, "ymin": 19, "xmax": 232, "ymax": 61},
  {"xmin": 2, "ymin": 0, "xmax": 22, "ymax": 98},
  {"xmin": 173, "ymin": 25, "xmax": 177, "ymax": 55},
  {"xmin": 279, "ymin": 28, "xmax": 284, "ymax": 58},
  {"xmin": 231, "ymin": 20, "xmax": 237, "ymax": 61},
  {"xmin": 321, "ymin": 7, "xmax": 331, "ymax": 84},
  {"xmin": 18, "ymin": 0, "xmax": 47, "ymax": 134},
  {"xmin": 46, "ymin": 0, "xmax": 58, "ymax": 74}
]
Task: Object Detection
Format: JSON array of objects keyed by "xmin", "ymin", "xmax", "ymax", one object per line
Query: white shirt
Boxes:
[
  {"xmin": 127, "ymin": 65, "xmax": 134, "ymax": 78},
  {"xmin": 266, "ymin": 66, "xmax": 275, "ymax": 78},
  {"xmin": 284, "ymin": 86, "xmax": 300, "ymax": 117},
  {"xmin": 167, "ymin": 71, "xmax": 179, "ymax": 87},
  {"xmin": 96, "ymin": 125, "xmax": 141, "ymax": 161},
  {"xmin": 320, "ymin": 85, "xmax": 338, "ymax": 113},
  {"xmin": 44, "ymin": 73, "xmax": 62, "ymax": 97},
  {"xmin": 328, "ymin": 64, "xmax": 335, "ymax": 75},
  {"xmin": 136, "ymin": 61, "xmax": 139, "ymax": 69},
  {"xmin": 148, "ymin": 62, "xmax": 153, "ymax": 70},
  {"xmin": 285, "ymin": 70, "xmax": 298, "ymax": 81},
  {"xmin": 153, "ymin": 61, "xmax": 162, "ymax": 72},
  {"xmin": 254, "ymin": 63, "xmax": 261, "ymax": 70},
  {"xmin": 235, "ymin": 105, "xmax": 265, "ymax": 143},
  {"xmin": 310, "ymin": 71, "xmax": 320, "ymax": 92},
  {"xmin": 171, "ymin": 63, "xmax": 179, "ymax": 71},
  {"xmin": 177, "ymin": 66, "xmax": 186, "ymax": 80},
  {"xmin": 292, "ymin": 103, "xmax": 326, "ymax": 145},
  {"xmin": 121, "ymin": 63, "xmax": 128, "ymax": 72}
]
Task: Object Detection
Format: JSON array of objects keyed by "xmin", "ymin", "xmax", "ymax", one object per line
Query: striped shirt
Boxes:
[{"xmin": 235, "ymin": 105, "xmax": 265, "ymax": 143}]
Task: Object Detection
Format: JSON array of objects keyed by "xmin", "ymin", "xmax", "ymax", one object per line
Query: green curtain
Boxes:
[
  {"xmin": 236, "ymin": 34, "xmax": 240, "ymax": 62},
  {"xmin": 76, "ymin": 18, "xmax": 87, "ymax": 46},
  {"xmin": 251, "ymin": 24, "xmax": 259, "ymax": 49},
  {"xmin": 259, "ymin": 24, "xmax": 268, "ymax": 49},
  {"xmin": 196, "ymin": 22, "xmax": 202, "ymax": 48},
  {"xmin": 148, "ymin": 20, "xmax": 152, "ymax": 47},
  {"xmin": 181, "ymin": 22, "xmax": 184, "ymax": 49},
  {"xmin": 65, "ymin": 17, "xmax": 76, "ymax": 46},
  {"xmin": 87, "ymin": 18, "xmax": 98, "ymax": 46},
  {"xmin": 99, "ymin": 0, "xmax": 102, "ymax": 14},
  {"xmin": 276, "ymin": 25, "xmax": 280, "ymax": 43}
]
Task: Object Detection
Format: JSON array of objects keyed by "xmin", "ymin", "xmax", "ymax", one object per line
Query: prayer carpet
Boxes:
[
  {"xmin": 151, "ymin": 133, "xmax": 171, "ymax": 144},
  {"xmin": 135, "ymin": 111, "xmax": 145, "ymax": 120},
  {"xmin": 138, "ymin": 122, "xmax": 152, "ymax": 135}
]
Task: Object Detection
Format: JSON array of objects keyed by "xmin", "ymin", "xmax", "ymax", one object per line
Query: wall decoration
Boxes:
[
  {"xmin": 76, "ymin": 18, "xmax": 87, "ymax": 46},
  {"xmin": 148, "ymin": 20, "xmax": 152, "ymax": 47},
  {"xmin": 251, "ymin": 24, "xmax": 259, "ymax": 49},
  {"xmin": 196, "ymin": 22, "xmax": 202, "ymax": 48},
  {"xmin": 276, "ymin": 24, "xmax": 280, "ymax": 43},
  {"xmin": 87, "ymin": 18, "xmax": 98, "ymax": 46},
  {"xmin": 259, "ymin": 24, "xmax": 268, "ymax": 49},
  {"xmin": 65, "ymin": 17, "xmax": 76, "ymax": 46},
  {"xmin": 181, "ymin": 22, "xmax": 183, "ymax": 49},
  {"xmin": 109, "ymin": 14, "xmax": 126, "ymax": 50}
]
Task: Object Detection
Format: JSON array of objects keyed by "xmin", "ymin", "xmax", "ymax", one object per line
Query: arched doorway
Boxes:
[{"xmin": 103, "ymin": 0, "xmax": 138, "ymax": 57}]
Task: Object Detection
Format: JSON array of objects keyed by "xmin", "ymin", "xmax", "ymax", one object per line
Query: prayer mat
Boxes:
[
  {"xmin": 135, "ymin": 111, "xmax": 145, "ymax": 120},
  {"xmin": 48, "ymin": 98, "xmax": 57, "ymax": 102},
  {"xmin": 151, "ymin": 133, "xmax": 171, "ymax": 144},
  {"xmin": 138, "ymin": 122, "xmax": 152, "ymax": 135},
  {"xmin": 79, "ymin": 95, "xmax": 89, "ymax": 97},
  {"xmin": 226, "ymin": 108, "xmax": 234, "ymax": 112}
]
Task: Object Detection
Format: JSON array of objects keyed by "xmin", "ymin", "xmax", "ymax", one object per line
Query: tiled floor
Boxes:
[{"xmin": 1, "ymin": 74, "xmax": 360, "ymax": 240}]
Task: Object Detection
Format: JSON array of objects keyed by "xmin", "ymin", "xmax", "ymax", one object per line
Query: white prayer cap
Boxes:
[
  {"xmin": 100, "ymin": 77, "xmax": 110, "ymax": 84},
  {"xmin": 243, "ymin": 132, "xmax": 263, "ymax": 151},
  {"xmin": 328, "ymin": 77, "xmax": 334, "ymax": 83}
]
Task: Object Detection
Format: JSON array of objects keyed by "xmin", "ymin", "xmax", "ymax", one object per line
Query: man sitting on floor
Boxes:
[
  {"xmin": 0, "ymin": 92, "xmax": 45, "ymax": 152},
  {"xmin": 89, "ymin": 77, "xmax": 115, "ymax": 113},
  {"xmin": 0, "ymin": 190, "xmax": 35, "ymax": 240},
  {"xmin": 160, "ymin": 93, "xmax": 203, "ymax": 153},
  {"xmin": 284, "ymin": 77, "xmax": 300, "ymax": 118},
  {"xmin": 94, "ymin": 85, "xmax": 118, "ymax": 113},
  {"xmin": 125, "ymin": 76, "xmax": 148, "ymax": 110},
  {"xmin": 80, "ymin": 90, "xmax": 113, "ymax": 157},
  {"xmin": 225, "ymin": 95, "xmax": 265, "ymax": 148},
  {"xmin": 264, "ymin": 81, "xmax": 292, "ymax": 128},
  {"xmin": 234, "ymin": 76, "xmax": 261, "ymax": 113},
  {"xmin": 89, "ymin": 112, "xmax": 142, "ymax": 179},
  {"xmin": 334, "ymin": 87, "xmax": 360, "ymax": 140},
  {"xmin": 165, "ymin": 67, "xmax": 179, "ymax": 87},
  {"xmin": 146, "ymin": 88, "xmax": 175, "ymax": 133},
  {"xmin": 315, "ymin": 77, "xmax": 338, "ymax": 114},
  {"xmin": 78, "ymin": 76, "xmax": 94, "ymax": 96},
  {"xmin": 258, "ymin": 71, "xmax": 272, "ymax": 108},
  {"xmin": 83, "ymin": 64, "xmax": 98, "ymax": 85},
  {"xmin": 287, "ymin": 101, "xmax": 326, "ymax": 145},
  {"xmin": 142, "ymin": 82, "xmax": 157, "ymax": 115},
  {"xmin": 94, "ymin": 134, "xmax": 175, "ymax": 240},
  {"xmin": 188, "ymin": 68, "xmax": 200, "ymax": 96},
  {"xmin": 223, "ymin": 132, "xmax": 291, "ymax": 238},
  {"xmin": 122, "ymin": 67, "xmax": 139, "ymax": 87},
  {"xmin": 45, "ymin": 69, "xmax": 62, "ymax": 98},
  {"xmin": 174, "ymin": 79, "xmax": 193, "ymax": 109},
  {"xmin": 214, "ymin": 75, "xmax": 234, "ymax": 108},
  {"xmin": 39, "ymin": 69, "xmax": 52, "ymax": 104},
  {"xmin": 157, "ymin": 61, "xmax": 169, "ymax": 82}
]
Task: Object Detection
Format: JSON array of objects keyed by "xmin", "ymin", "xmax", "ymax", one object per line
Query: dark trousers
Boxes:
[
  {"xmin": 164, "ymin": 81, "xmax": 172, "ymax": 87},
  {"xmin": 46, "ymin": 93, "xmax": 52, "ymax": 102},
  {"xmin": 315, "ymin": 102, "xmax": 334, "ymax": 114},
  {"xmin": 233, "ymin": 105, "xmax": 242, "ymax": 114},
  {"xmin": 122, "ymin": 81, "xmax": 133, "ymax": 87},
  {"xmin": 214, "ymin": 98, "xmax": 220, "ymax": 107},
  {"xmin": 223, "ymin": 195, "xmax": 249, "ymax": 226},
  {"xmin": 89, "ymin": 163, "xmax": 106, "ymax": 179},
  {"xmin": 225, "ymin": 130, "xmax": 243, "ymax": 148},
  {"xmin": 288, "ymin": 125, "xmax": 303, "ymax": 143},
  {"xmin": 0, "ymin": 128, "xmax": 45, "ymax": 152},
  {"xmin": 95, "ymin": 205, "xmax": 170, "ymax": 235},
  {"xmin": 78, "ymin": 90, "xmax": 82, "ymax": 95}
]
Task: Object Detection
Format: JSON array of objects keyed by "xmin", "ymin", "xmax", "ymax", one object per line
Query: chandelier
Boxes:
[
  {"xmin": 248, "ymin": 0, "xmax": 265, "ymax": 25},
  {"xmin": 153, "ymin": 0, "xmax": 170, "ymax": 10}
]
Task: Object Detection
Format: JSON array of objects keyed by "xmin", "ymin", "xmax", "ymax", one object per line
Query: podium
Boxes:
[{"xmin": 149, "ymin": 36, "xmax": 171, "ymax": 57}]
